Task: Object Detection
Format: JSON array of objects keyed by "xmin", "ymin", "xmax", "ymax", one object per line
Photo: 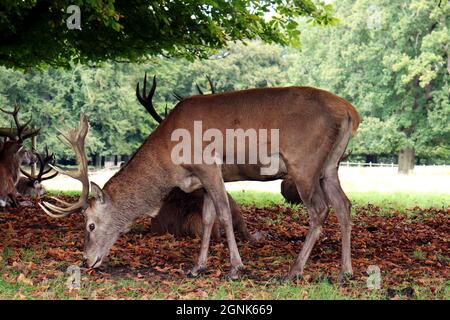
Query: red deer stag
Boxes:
[
  {"xmin": 17, "ymin": 147, "xmax": 58, "ymax": 198},
  {"xmin": 136, "ymin": 74, "xmax": 252, "ymax": 240},
  {"xmin": 0, "ymin": 105, "xmax": 39, "ymax": 208},
  {"xmin": 41, "ymin": 83, "xmax": 360, "ymax": 282}
]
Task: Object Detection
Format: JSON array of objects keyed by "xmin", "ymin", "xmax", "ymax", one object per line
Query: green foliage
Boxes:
[
  {"xmin": 350, "ymin": 117, "xmax": 404, "ymax": 155},
  {"xmin": 0, "ymin": 0, "xmax": 448, "ymax": 163},
  {"xmin": 0, "ymin": 0, "xmax": 336, "ymax": 69},
  {"xmin": 284, "ymin": 0, "xmax": 449, "ymax": 161}
]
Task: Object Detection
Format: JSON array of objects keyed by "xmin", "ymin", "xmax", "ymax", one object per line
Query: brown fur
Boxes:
[
  {"xmin": 0, "ymin": 141, "xmax": 23, "ymax": 206},
  {"xmin": 150, "ymin": 188, "xmax": 252, "ymax": 240},
  {"xmin": 281, "ymin": 176, "xmax": 303, "ymax": 204},
  {"xmin": 16, "ymin": 176, "xmax": 45, "ymax": 198}
]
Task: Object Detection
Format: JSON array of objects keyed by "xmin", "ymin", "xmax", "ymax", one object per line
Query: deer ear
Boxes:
[{"xmin": 90, "ymin": 182, "xmax": 106, "ymax": 204}]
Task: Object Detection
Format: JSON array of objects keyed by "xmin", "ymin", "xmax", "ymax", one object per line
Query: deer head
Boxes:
[
  {"xmin": 18, "ymin": 147, "xmax": 58, "ymax": 197},
  {"xmin": 0, "ymin": 105, "xmax": 39, "ymax": 165},
  {"xmin": 39, "ymin": 114, "xmax": 130, "ymax": 268}
]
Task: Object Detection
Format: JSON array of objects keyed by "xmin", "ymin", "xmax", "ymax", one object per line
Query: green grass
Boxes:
[
  {"xmin": 48, "ymin": 189, "xmax": 448, "ymax": 210},
  {"xmin": 1, "ymin": 263, "xmax": 447, "ymax": 300},
  {"xmin": 228, "ymin": 190, "xmax": 448, "ymax": 210}
]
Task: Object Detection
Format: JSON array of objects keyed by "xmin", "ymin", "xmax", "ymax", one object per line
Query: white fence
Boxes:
[{"xmin": 341, "ymin": 161, "xmax": 448, "ymax": 168}]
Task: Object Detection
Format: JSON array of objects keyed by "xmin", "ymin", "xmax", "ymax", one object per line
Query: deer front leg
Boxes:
[
  {"xmin": 190, "ymin": 165, "xmax": 244, "ymax": 279},
  {"xmin": 189, "ymin": 193, "xmax": 216, "ymax": 277},
  {"xmin": 207, "ymin": 185, "xmax": 244, "ymax": 279}
]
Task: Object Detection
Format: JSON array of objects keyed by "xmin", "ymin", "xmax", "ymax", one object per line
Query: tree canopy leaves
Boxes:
[{"xmin": 0, "ymin": 0, "xmax": 337, "ymax": 69}]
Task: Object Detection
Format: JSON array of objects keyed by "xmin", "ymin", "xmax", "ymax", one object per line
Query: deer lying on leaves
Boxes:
[
  {"xmin": 41, "ymin": 81, "xmax": 360, "ymax": 281},
  {"xmin": 150, "ymin": 188, "xmax": 252, "ymax": 240},
  {"xmin": 17, "ymin": 147, "xmax": 58, "ymax": 198},
  {"xmin": 136, "ymin": 74, "xmax": 253, "ymax": 240},
  {"xmin": 0, "ymin": 105, "xmax": 39, "ymax": 208}
]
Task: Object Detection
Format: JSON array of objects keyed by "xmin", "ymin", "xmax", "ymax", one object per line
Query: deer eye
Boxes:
[{"xmin": 89, "ymin": 223, "xmax": 95, "ymax": 232}]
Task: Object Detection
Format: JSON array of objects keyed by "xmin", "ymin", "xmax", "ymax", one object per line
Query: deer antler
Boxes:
[
  {"xmin": 205, "ymin": 75, "xmax": 216, "ymax": 94},
  {"xmin": 174, "ymin": 75, "xmax": 217, "ymax": 102},
  {"xmin": 136, "ymin": 73, "xmax": 163, "ymax": 124},
  {"xmin": 37, "ymin": 147, "xmax": 58, "ymax": 181},
  {"xmin": 0, "ymin": 105, "xmax": 39, "ymax": 142},
  {"xmin": 21, "ymin": 146, "xmax": 58, "ymax": 182},
  {"xmin": 195, "ymin": 75, "xmax": 217, "ymax": 96},
  {"xmin": 172, "ymin": 91, "xmax": 185, "ymax": 102},
  {"xmin": 39, "ymin": 114, "xmax": 90, "ymax": 218}
]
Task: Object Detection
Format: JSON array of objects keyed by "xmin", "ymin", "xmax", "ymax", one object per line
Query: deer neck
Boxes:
[
  {"xmin": 102, "ymin": 133, "xmax": 174, "ymax": 221},
  {"xmin": 0, "ymin": 146, "xmax": 20, "ymax": 180}
]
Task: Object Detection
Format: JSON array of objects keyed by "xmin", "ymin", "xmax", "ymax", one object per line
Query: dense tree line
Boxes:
[{"xmin": 0, "ymin": 0, "xmax": 448, "ymax": 169}]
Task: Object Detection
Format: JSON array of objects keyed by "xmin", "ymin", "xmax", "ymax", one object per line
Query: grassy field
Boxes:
[
  {"xmin": 1, "ymin": 191, "xmax": 449, "ymax": 300},
  {"xmin": 49, "ymin": 189, "xmax": 450, "ymax": 210},
  {"xmin": 229, "ymin": 190, "xmax": 449, "ymax": 210}
]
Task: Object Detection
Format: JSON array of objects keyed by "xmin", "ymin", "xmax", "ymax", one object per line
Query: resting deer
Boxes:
[
  {"xmin": 41, "ymin": 82, "xmax": 360, "ymax": 281},
  {"xmin": 17, "ymin": 147, "xmax": 58, "ymax": 198},
  {"xmin": 137, "ymin": 74, "xmax": 253, "ymax": 240},
  {"xmin": 0, "ymin": 105, "xmax": 39, "ymax": 207},
  {"xmin": 150, "ymin": 188, "xmax": 252, "ymax": 240}
]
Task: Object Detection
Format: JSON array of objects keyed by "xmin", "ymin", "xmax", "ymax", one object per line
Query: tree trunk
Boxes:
[
  {"xmin": 365, "ymin": 154, "xmax": 378, "ymax": 164},
  {"xmin": 398, "ymin": 148, "xmax": 415, "ymax": 174},
  {"xmin": 94, "ymin": 154, "xmax": 102, "ymax": 168}
]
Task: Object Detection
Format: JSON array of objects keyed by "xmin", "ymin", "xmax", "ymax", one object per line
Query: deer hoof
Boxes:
[
  {"xmin": 188, "ymin": 266, "xmax": 206, "ymax": 278},
  {"xmin": 283, "ymin": 272, "xmax": 303, "ymax": 283},
  {"xmin": 229, "ymin": 264, "xmax": 244, "ymax": 280},
  {"xmin": 337, "ymin": 271, "xmax": 354, "ymax": 285}
]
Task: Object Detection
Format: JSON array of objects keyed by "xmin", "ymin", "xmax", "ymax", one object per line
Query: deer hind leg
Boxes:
[
  {"xmin": 321, "ymin": 121, "xmax": 354, "ymax": 282},
  {"xmin": 286, "ymin": 175, "xmax": 329, "ymax": 280},
  {"xmin": 322, "ymin": 169, "xmax": 353, "ymax": 282},
  {"xmin": 189, "ymin": 192, "xmax": 216, "ymax": 276}
]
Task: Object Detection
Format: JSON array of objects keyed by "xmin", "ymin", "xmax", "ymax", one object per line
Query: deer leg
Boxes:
[
  {"xmin": 189, "ymin": 193, "xmax": 216, "ymax": 276},
  {"xmin": 322, "ymin": 170, "xmax": 353, "ymax": 282},
  {"xmin": 210, "ymin": 187, "xmax": 243, "ymax": 279},
  {"xmin": 191, "ymin": 165, "xmax": 244, "ymax": 279},
  {"xmin": 286, "ymin": 179, "xmax": 329, "ymax": 280},
  {"xmin": 8, "ymin": 193, "xmax": 18, "ymax": 207}
]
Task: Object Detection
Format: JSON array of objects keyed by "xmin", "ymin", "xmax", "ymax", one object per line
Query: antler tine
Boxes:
[
  {"xmin": 39, "ymin": 147, "xmax": 58, "ymax": 181},
  {"xmin": 206, "ymin": 75, "xmax": 216, "ymax": 94},
  {"xmin": 35, "ymin": 151, "xmax": 47, "ymax": 181},
  {"xmin": 195, "ymin": 83, "xmax": 204, "ymax": 95},
  {"xmin": 0, "ymin": 105, "xmax": 39, "ymax": 142},
  {"xmin": 21, "ymin": 127, "xmax": 40, "ymax": 141},
  {"xmin": 40, "ymin": 171, "xmax": 58, "ymax": 181},
  {"xmin": 40, "ymin": 113, "xmax": 90, "ymax": 218},
  {"xmin": 136, "ymin": 73, "xmax": 163, "ymax": 124},
  {"xmin": 20, "ymin": 168, "xmax": 34, "ymax": 179},
  {"xmin": 172, "ymin": 91, "xmax": 185, "ymax": 101}
]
